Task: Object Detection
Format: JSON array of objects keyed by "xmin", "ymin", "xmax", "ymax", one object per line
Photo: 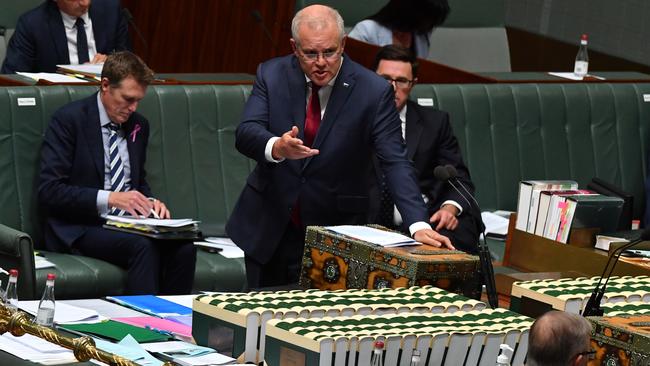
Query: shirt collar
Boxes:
[
  {"xmin": 60, "ymin": 10, "xmax": 90, "ymax": 30},
  {"xmin": 399, "ymin": 103, "xmax": 407, "ymax": 122},
  {"xmin": 97, "ymin": 92, "xmax": 112, "ymax": 128},
  {"xmin": 303, "ymin": 56, "xmax": 344, "ymax": 88}
]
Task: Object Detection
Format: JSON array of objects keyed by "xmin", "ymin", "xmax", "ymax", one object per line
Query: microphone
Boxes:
[
  {"xmin": 122, "ymin": 8, "xmax": 148, "ymax": 52},
  {"xmin": 582, "ymin": 228, "xmax": 650, "ymax": 316},
  {"xmin": 251, "ymin": 9, "xmax": 277, "ymax": 50},
  {"xmin": 434, "ymin": 165, "xmax": 498, "ymax": 308}
]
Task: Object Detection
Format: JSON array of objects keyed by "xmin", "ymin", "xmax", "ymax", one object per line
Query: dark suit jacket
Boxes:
[
  {"xmin": 1, "ymin": 0, "xmax": 130, "ymax": 73},
  {"xmin": 405, "ymin": 100, "xmax": 476, "ymax": 215},
  {"xmin": 38, "ymin": 93, "xmax": 151, "ymax": 252},
  {"xmin": 226, "ymin": 55, "xmax": 428, "ymax": 264}
]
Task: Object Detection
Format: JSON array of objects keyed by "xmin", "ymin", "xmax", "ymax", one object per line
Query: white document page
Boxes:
[
  {"xmin": 105, "ymin": 215, "xmax": 199, "ymax": 227},
  {"xmin": 17, "ymin": 72, "xmax": 88, "ymax": 83},
  {"xmin": 19, "ymin": 300, "xmax": 102, "ymax": 324},
  {"xmin": 325, "ymin": 225, "xmax": 417, "ymax": 247}
]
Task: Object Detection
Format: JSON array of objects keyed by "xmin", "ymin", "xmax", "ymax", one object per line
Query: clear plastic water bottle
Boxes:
[
  {"xmin": 35, "ymin": 273, "xmax": 56, "ymax": 327},
  {"xmin": 409, "ymin": 349, "xmax": 421, "ymax": 366},
  {"xmin": 370, "ymin": 340, "xmax": 384, "ymax": 366},
  {"xmin": 574, "ymin": 34, "xmax": 589, "ymax": 78},
  {"xmin": 4, "ymin": 269, "xmax": 19, "ymax": 311}
]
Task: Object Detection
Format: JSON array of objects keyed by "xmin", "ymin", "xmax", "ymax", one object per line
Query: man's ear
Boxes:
[{"xmin": 290, "ymin": 38, "xmax": 298, "ymax": 54}]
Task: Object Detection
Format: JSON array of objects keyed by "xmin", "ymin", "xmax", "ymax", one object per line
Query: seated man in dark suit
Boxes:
[
  {"xmin": 373, "ymin": 45, "xmax": 480, "ymax": 253},
  {"xmin": 38, "ymin": 51, "xmax": 195, "ymax": 294},
  {"xmin": 1, "ymin": 0, "xmax": 130, "ymax": 74}
]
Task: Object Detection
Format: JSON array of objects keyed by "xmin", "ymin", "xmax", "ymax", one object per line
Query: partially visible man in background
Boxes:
[
  {"xmin": 373, "ymin": 45, "xmax": 480, "ymax": 254},
  {"xmin": 2, "ymin": 0, "xmax": 130, "ymax": 73}
]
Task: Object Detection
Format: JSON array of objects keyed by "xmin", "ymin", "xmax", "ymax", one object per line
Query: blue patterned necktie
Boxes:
[
  {"xmin": 378, "ymin": 175, "xmax": 395, "ymax": 228},
  {"xmin": 108, "ymin": 123, "xmax": 127, "ymax": 215},
  {"xmin": 75, "ymin": 18, "xmax": 89, "ymax": 64}
]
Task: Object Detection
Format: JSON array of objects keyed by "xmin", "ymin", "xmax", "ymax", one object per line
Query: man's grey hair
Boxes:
[
  {"xmin": 291, "ymin": 5, "xmax": 345, "ymax": 47},
  {"xmin": 527, "ymin": 311, "xmax": 593, "ymax": 366}
]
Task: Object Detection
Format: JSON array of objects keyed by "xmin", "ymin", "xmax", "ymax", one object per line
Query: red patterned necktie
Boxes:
[{"xmin": 303, "ymin": 84, "xmax": 321, "ymax": 147}]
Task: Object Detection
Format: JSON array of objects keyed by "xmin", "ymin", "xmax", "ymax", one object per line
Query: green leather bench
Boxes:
[
  {"xmin": 411, "ymin": 83, "xmax": 650, "ymax": 219},
  {"xmin": 0, "ymin": 84, "xmax": 252, "ymax": 299}
]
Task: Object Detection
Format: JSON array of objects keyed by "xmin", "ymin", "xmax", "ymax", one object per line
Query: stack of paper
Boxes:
[
  {"xmin": 195, "ymin": 237, "xmax": 244, "ymax": 258},
  {"xmin": 18, "ymin": 301, "xmax": 103, "ymax": 324},
  {"xmin": 0, "ymin": 333, "xmax": 77, "ymax": 364},
  {"xmin": 325, "ymin": 225, "xmax": 417, "ymax": 247}
]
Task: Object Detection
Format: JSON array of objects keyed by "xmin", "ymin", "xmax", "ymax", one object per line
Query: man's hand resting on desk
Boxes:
[
  {"xmin": 414, "ymin": 228, "xmax": 455, "ymax": 250},
  {"xmin": 108, "ymin": 191, "xmax": 170, "ymax": 218},
  {"xmin": 272, "ymin": 126, "xmax": 319, "ymax": 160},
  {"xmin": 430, "ymin": 204, "xmax": 459, "ymax": 231},
  {"xmin": 89, "ymin": 53, "xmax": 107, "ymax": 64}
]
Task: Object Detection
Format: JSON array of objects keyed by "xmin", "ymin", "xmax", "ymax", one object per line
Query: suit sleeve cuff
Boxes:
[
  {"xmin": 409, "ymin": 221, "xmax": 432, "ymax": 236},
  {"xmin": 442, "ymin": 200, "xmax": 463, "ymax": 215},
  {"xmin": 97, "ymin": 190, "xmax": 110, "ymax": 216},
  {"xmin": 265, "ymin": 137, "xmax": 285, "ymax": 163}
]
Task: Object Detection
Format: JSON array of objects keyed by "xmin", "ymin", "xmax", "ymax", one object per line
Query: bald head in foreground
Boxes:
[{"xmin": 527, "ymin": 311, "xmax": 594, "ymax": 366}]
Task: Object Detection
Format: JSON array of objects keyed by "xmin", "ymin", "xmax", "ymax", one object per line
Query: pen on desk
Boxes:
[{"xmin": 148, "ymin": 197, "xmax": 160, "ymax": 219}]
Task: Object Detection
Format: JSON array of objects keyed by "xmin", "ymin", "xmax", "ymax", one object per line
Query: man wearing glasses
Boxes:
[
  {"xmin": 227, "ymin": 5, "xmax": 454, "ymax": 288},
  {"xmin": 372, "ymin": 45, "xmax": 480, "ymax": 254},
  {"xmin": 527, "ymin": 310, "xmax": 594, "ymax": 366}
]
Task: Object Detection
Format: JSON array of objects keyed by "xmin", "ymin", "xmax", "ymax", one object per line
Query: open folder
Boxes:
[{"xmin": 103, "ymin": 215, "xmax": 201, "ymax": 240}]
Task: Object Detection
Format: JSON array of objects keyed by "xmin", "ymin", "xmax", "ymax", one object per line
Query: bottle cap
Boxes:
[
  {"xmin": 581, "ymin": 34, "xmax": 588, "ymax": 41},
  {"xmin": 9, "ymin": 269, "xmax": 18, "ymax": 276},
  {"xmin": 373, "ymin": 340, "xmax": 384, "ymax": 349},
  {"xmin": 47, "ymin": 273, "xmax": 56, "ymax": 280}
]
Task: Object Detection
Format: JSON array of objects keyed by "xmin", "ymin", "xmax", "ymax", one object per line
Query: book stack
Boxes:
[
  {"xmin": 516, "ymin": 180, "xmax": 624, "ymax": 243},
  {"xmin": 103, "ymin": 215, "xmax": 201, "ymax": 240}
]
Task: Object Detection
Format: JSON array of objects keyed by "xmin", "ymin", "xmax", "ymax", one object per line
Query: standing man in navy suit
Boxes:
[
  {"xmin": 226, "ymin": 5, "xmax": 455, "ymax": 289},
  {"xmin": 2, "ymin": 0, "xmax": 130, "ymax": 74},
  {"xmin": 39, "ymin": 51, "xmax": 195, "ymax": 295},
  {"xmin": 373, "ymin": 45, "xmax": 480, "ymax": 254}
]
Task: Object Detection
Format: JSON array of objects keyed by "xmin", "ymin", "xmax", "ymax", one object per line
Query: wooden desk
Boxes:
[
  {"xmin": 479, "ymin": 71, "xmax": 650, "ymax": 83},
  {"xmin": 0, "ymin": 73, "xmax": 256, "ymax": 86},
  {"xmin": 504, "ymin": 215, "xmax": 650, "ymax": 277}
]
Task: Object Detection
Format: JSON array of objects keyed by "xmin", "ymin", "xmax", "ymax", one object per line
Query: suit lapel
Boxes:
[
  {"xmin": 82, "ymin": 94, "xmax": 104, "ymax": 182},
  {"xmin": 46, "ymin": 2, "xmax": 70, "ymax": 64},
  {"xmin": 405, "ymin": 101, "xmax": 423, "ymax": 161},
  {"xmin": 123, "ymin": 118, "xmax": 143, "ymax": 188},
  {"xmin": 303, "ymin": 57, "xmax": 355, "ymax": 171},
  {"xmin": 287, "ymin": 57, "xmax": 307, "ymax": 174},
  {"xmin": 88, "ymin": 3, "xmax": 106, "ymax": 52},
  {"xmin": 288, "ymin": 57, "xmax": 307, "ymax": 140}
]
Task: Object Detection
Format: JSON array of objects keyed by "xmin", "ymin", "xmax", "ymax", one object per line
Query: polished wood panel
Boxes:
[
  {"xmin": 507, "ymin": 27, "xmax": 650, "ymax": 75},
  {"xmin": 120, "ymin": 0, "xmax": 295, "ymax": 73},
  {"xmin": 344, "ymin": 38, "xmax": 495, "ymax": 83}
]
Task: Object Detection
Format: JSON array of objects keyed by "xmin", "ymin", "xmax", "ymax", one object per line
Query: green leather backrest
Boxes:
[
  {"xmin": 0, "ymin": 84, "xmax": 253, "ymax": 248},
  {"xmin": 411, "ymin": 83, "xmax": 650, "ymax": 218},
  {"xmin": 1, "ymin": 82, "xmax": 649, "ymax": 247}
]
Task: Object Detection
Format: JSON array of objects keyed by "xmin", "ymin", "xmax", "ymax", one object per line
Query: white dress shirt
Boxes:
[
  {"xmin": 59, "ymin": 10, "xmax": 98, "ymax": 65},
  {"xmin": 392, "ymin": 105, "xmax": 462, "ymax": 227}
]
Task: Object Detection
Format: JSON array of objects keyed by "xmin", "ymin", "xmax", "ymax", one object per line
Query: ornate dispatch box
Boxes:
[
  {"xmin": 299, "ymin": 226, "xmax": 481, "ymax": 297},
  {"xmin": 589, "ymin": 314, "xmax": 650, "ymax": 366}
]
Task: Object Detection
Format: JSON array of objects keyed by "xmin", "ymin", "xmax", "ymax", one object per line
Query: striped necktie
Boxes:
[{"xmin": 108, "ymin": 123, "xmax": 127, "ymax": 215}]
